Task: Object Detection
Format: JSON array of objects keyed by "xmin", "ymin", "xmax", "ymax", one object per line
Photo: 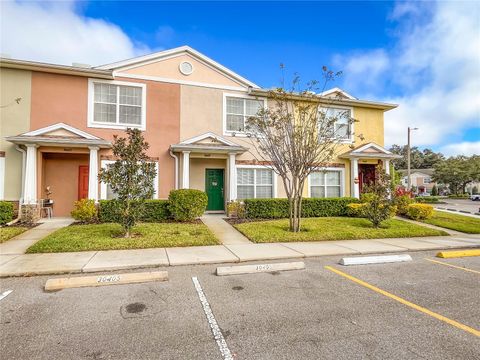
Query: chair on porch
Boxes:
[{"xmin": 39, "ymin": 199, "xmax": 54, "ymax": 218}]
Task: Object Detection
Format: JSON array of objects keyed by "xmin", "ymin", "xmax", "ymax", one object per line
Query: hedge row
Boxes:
[
  {"xmin": 0, "ymin": 201, "xmax": 14, "ymax": 225},
  {"xmin": 98, "ymin": 199, "xmax": 171, "ymax": 223},
  {"xmin": 243, "ymin": 197, "xmax": 359, "ymax": 219},
  {"xmin": 415, "ymin": 196, "xmax": 440, "ymax": 203}
]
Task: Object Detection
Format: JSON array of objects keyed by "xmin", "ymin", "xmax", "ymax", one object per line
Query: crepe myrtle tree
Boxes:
[
  {"xmin": 99, "ymin": 128, "xmax": 157, "ymax": 237},
  {"xmin": 245, "ymin": 67, "xmax": 361, "ymax": 232}
]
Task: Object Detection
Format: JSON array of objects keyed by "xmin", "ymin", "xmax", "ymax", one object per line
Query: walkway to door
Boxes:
[{"xmin": 200, "ymin": 214, "xmax": 252, "ymax": 245}]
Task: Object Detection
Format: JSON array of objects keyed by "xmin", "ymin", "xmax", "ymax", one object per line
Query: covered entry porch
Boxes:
[
  {"xmin": 6, "ymin": 123, "xmax": 110, "ymax": 217},
  {"xmin": 339, "ymin": 142, "xmax": 401, "ymax": 198},
  {"xmin": 170, "ymin": 132, "xmax": 247, "ymax": 211}
]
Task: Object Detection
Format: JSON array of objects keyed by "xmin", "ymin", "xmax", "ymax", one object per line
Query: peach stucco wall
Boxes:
[
  {"xmin": 42, "ymin": 153, "xmax": 89, "ymax": 216},
  {"xmin": 30, "ymin": 72, "xmax": 180, "ymax": 199}
]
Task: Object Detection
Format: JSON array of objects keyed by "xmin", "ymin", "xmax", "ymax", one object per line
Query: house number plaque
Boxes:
[{"xmin": 97, "ymin": 275, "xmax": 121, "ymax": 283}]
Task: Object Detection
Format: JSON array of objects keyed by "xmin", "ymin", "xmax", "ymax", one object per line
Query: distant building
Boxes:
[{"xmin": 398, "ymin": 169, "xmax": 435, "ymax": 194}]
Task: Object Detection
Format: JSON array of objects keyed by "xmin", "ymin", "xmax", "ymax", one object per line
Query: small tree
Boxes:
[
  {"xmin": 246, "ymin": 68, "xmax": 356, "ymax": 232},
  {"xmin": 98, "ymin": 128, "xmax": 156, "ymax": 237},
  {"xmin": 361, "ymin": 169, "xmax": 395, "ymax": 228},
  {"xmin": 431, "ymin": 184, "xmax": 438, "ymax": 196}
]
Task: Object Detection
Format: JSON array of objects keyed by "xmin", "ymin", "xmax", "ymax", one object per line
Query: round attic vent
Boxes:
[{"xmin": 179, "ymin": 61, "xmax": 194, "ymax": 75}]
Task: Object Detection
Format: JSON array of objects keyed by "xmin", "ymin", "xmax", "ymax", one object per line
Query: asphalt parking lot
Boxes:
[
  {"xmin": 1, "ymin": 250, "xmax": 479, "ymax": 359},
  {"xmin": 434, "ymin": 198, "xmax": 480, "ymax": 214}
]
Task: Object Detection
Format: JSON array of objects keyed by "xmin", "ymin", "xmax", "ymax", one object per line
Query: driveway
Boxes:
[
  {"xmin": 1, "ymin": 250, "xmax": 479, "ymax": 359},
  {"xmin": 434, "ymin": 198, "xmax": 480, "ymax": 214}
]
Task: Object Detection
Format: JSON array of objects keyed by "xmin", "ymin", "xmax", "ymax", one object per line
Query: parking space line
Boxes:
[
  {"xmin": 192, "ymin": 277, "xmax": 233, "ymax": 360},
  {"xmin": 324, "ymin": 266, "xmax": 480, "ymax": 337},
  {"xmin": 425, "ymin": 258, "xmax": 480, "ymax": 275},
  {"xmin": 0, "ymin": 290, "xmax": 13, "ymax": 301}
]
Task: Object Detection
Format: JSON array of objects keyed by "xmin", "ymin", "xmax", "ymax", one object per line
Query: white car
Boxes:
[{"xmin": 471, "ymin": 194, "xmax": 480, "ymax": 201}]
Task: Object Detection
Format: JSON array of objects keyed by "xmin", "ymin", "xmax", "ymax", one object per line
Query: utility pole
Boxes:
[{"xmin": 407, "ymin": 127, "xmax": 418, "ymax": 190}]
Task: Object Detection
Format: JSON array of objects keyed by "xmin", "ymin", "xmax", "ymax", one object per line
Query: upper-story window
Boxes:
[
  {"xmin": 88, "ymin": 79, "xmax": 146, "ymax": 130},
  {"xmin": 224, "ymin": 95, "xmax": 264, "ymax": 135},
  {"xmin": 319, "ymin": 107, "xmax": 353, "ymax": 142}
]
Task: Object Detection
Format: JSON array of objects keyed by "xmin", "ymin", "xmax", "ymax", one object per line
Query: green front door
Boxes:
[{"xmin": 205, "ymin": 169, "xmax": 224, "ymax": 211}]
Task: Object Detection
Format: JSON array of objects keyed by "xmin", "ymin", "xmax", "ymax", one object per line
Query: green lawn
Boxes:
[
  {"xmin": 26, "ymin": 222, "xmax": 219, "ymax": 253},
  {"xmin": 234, "ymin": 217, "xmax": 448, "ymax": 243},
  {"xmin": 0, "ymin": 227, "xmax": 27, "ymax": 243},
  {"xmin": 421, "ymin": 211, "xmax": 480, "ymax": 234}
]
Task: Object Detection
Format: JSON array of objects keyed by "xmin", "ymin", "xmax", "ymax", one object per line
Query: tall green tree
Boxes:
[
  {"xmin": 99, "ymin": 128, "xmax": 157, "ymax": 237},
  {"xmin": 433, "ymin": 155, "xmax": 480, "ymax": 194},
  {"xmin": 389, "ymin": 145, "xmax": 444, "ymax": 169}
]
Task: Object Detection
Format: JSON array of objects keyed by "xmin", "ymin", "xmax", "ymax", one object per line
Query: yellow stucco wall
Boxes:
[
  {"xmin": 0, "ymin": 68, "xmax": 32, "ymax": 200},
  {"xmin": 179, "ymin": 84, "xmax": 387, "ymax": 199}
]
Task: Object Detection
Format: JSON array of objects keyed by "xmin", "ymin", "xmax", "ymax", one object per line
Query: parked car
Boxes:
[{"xmin": 470, "ymin": 194, "xmax": 480, "ymax": 201}]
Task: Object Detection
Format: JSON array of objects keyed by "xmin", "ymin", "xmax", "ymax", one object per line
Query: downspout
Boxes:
[
  {"xmin": 169, "ymin": 149, "xmax": 179, "ymax": 190},
  {"xmin": 8, "ymin": 145, "xmax": 27, "ymax": 224}
]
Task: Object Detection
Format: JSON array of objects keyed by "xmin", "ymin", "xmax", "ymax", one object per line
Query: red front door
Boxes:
[
  {"xmin": 78, "ymin": 166, "xmax": 89, "ymax": 200},
  {"xmin": 359, "ymin": 164, "xmax": 376, "ymax": 193}
]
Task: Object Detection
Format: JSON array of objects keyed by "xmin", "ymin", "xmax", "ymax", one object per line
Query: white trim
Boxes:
[
  {"xmin": 100, "ymin": 160, "xmax": 159, "ymax": 200},
  {"xmin": 182, "ymin": 151, "xmax": 190, "ymax": 189},
  {"xmin": 115, "ymin": 72, "xmax": 249, "ymax": 92},
  {"xmin": 87, "ymin": 79, "xmax": 147, "ymax": 131},
  {"xmin": 307, "ymin": 167, "xmax": 345, "ymax": 198},
  {"xmin": 23, "ymin": 144, "xmax": 37, "ymax": 204},
  {"xmin": 0, "ymin": 157, "xmax": 5, "ymax": 200},
  {"xmin": 228, "ymin": 153, "xmax": 237, "ymax": 201},
  {"xmin": 23, "ymin": 122, "xmax": 100, "ymax": 140},
  {"xmin": 95, "ymin": 45, "xmax": 259, "ymax": 89},
  {"xmin": 180, "ymin": 132, "xmax": 239, "ymax": 147},
  {"xmin": 319, "ymin": 87, "xmax": 356, "ymax": 100},
  {"xmin": 223, "ymin": 93, "xmax": 267, "ymax": 137},
  {"xmin": 235, "ymin": 165, "xmax": 277, "ymax": 199},
  {"xmin": 351, "ymin": 159, "xmax": 360, "ymax": 199},
  {"xmin": 319, "ymin": 105, "xmax": 355, "ymax": 144},
  {"xmin": 351, "ymin": 142, "xmax": 392, "ymax": 155},
  {"xmin": 88, "ymin": 147, "xmax": 99, "ymax": 202}
]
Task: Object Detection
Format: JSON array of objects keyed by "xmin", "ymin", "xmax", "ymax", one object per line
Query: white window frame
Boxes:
[
  {"xmin": 423, "ymin": 177, "xmax": 431, "ymax": 184},
  {"xmin": 318, "ymin": 105, "xmax": 354, "ymax": 144},
  {"xmin": 307, "ymin": 167, "xmax": 345, "ymax": 198},
  {"xmin": 235, "ymin": 165, "xmax": 277, "ymax": 199},
  {"xmin": 88, "ymin": 79, "xmax": 147, "ymax": 130},
  {"xmin": 223, "ymin": 93, "xmax": 267, "ymax": 137},
  {"xmin": 100, "ymin": 160, "xmax": 159, "ymax": 200}
]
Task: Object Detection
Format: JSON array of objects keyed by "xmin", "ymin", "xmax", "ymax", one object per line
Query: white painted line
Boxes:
[
  {"xmin": 45, "ymin": 271, "xmax": 168, "ymax": 291},
  {"xmin": 339, "ymin": 254, "xmax": 413, "ymax": 266},
  {"xmin": 217, "ymin": 261, "xmax": 305, "ymax": 276},
  {"xmin": 0, "ymin": 290, "xmax": 13, "ymax": 301},
  {"xmin": 192, "ymin": 277, "xmax": 233, "ymax": 360}
]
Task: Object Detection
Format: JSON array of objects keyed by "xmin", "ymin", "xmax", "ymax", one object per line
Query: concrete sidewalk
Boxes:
[
  {"xmin": 0, "ymin": 217, "xmax": 74, "ymax": 256},
  {"xmin": 201, "ymin": 214, "xmax": 252, "ymax": 245},
  {"xmin": 1, "ymin": 234, "xmax": 478, "ymax": 277}
]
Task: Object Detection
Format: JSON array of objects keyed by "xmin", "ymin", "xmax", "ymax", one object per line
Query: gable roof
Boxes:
[
  {"xmin": 318, "ymin": 87, "xmax": 357, "ymax": 100},
  {"xmin": 339, "ymin": 142, "xmax": 401, "ymax": 159},
  {"xmin": 6, "ymin": 123, "xmax": 110, "ymax": 148},
  {"xmin": 179, "ymin": 132, "xmax": 240, "ymax": 147},
  {"xmin": 171, "ymin": 132, "xmax": 247, "ymax": 153},
  {"xmin": 95, "ymin": 46, "xmax": 259, "ymax": 89}
]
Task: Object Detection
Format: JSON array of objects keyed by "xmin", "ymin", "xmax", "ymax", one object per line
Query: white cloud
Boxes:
[
  {"xmin": 333, "ymin": 1, "xmax": 480, "ymax": 154},
  {"xmin": 440, "ymin": 141, "xmax": 480, "ymax": 157},
  {"xmin": 0, "ymin": 1, "xmax": 153, "ymax": 66}
]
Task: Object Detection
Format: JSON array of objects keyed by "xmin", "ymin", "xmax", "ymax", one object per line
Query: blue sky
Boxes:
[{"xmin": 1, "ymin": 1, "xmax": 479, "ymax": 156}]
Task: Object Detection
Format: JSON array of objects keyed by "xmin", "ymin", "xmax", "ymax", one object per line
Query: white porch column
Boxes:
[
  {"xmin": 383, "ymin": 159, "xmax": 391, "ymax": 175},
  {"xmin": 182, "ymin": 151, "xmax": 190, "ymax": 189},
  {"xmin": 23, "ymin": 144, "xmax": 38, "ymax": 204},
  {"xmin": 228, "ymin": 153, "xmax": 237, "ymax": 201},
  {"xmin": 351, "ymin": 158, "xmax": 360, "ymax": 199},
  {"xmin": 0, "ymin": 154, "xmax": 5, "ymax": 200},
  {"xmin": 88, "ymin": 146, "xmax": 99, "ymax": 202}
]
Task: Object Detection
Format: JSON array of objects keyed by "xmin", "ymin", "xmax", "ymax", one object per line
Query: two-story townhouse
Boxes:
[{"xmin": 0, "ymin": 46, "xmax": 398, "ymax": 218}]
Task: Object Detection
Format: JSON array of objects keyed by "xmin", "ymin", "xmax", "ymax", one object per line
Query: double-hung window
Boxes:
[
  {"xmin": 89, "ymin": 80, "xmax": 146, "ymax": 130},
  {"xmin": 309, "ymin": 170, "xmax": 343, "ymax": 198},
  {"xmin": 319, "ymin": 107, "xmax": 352, "ymax": 141},
  {"xmin": 237, "ymin": 168, "xmax": 274, "ymax": 199},
  {"xmin": 225, "ymin": 96, "xmax": 263, "ymax": 134}
]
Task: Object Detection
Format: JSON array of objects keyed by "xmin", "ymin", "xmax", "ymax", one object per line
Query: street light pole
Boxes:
[{"xmin": 407, "ymin": 127, "xmax": 418, "ymax": 191}]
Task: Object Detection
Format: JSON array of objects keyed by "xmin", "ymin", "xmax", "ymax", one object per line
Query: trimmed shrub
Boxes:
[
  {"xmin": 168, "ymin": 189, "xmax": 208, "ymax": 222},
  {"xmin": 0, "ymin": 201, "xmax": 14, "ymax": 225},
  {"xmin": 71, "ymin": 199, "xmax": 97, "ymax": 223},
  {"xmin": 415, "ymin": 196, "xmax": 440, "ymax": 203},
  {"xmin": 227, "ymin": 200, "xmax": 246, "ymax": 218},
  {"xmin": 394, "ymin": 195, "xmax": 414, "ymax": 215},
  {"xmin": 406, "ymin": 203, "xmax": 434, "ymax": 220},
  {"xmin": 448, "ymin": 194, "xmax": 469, "ymax": 199},
  {"xmin": 98, "ymin": 199, "xmax": 170, "ymax": 223},
  {"xmin": 346, "ymin": 203, "xmax": 367, "ymax": 218},
  {"xmin": 244, "ymin": 197, "xmax": 359, "ymax": 219}
]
